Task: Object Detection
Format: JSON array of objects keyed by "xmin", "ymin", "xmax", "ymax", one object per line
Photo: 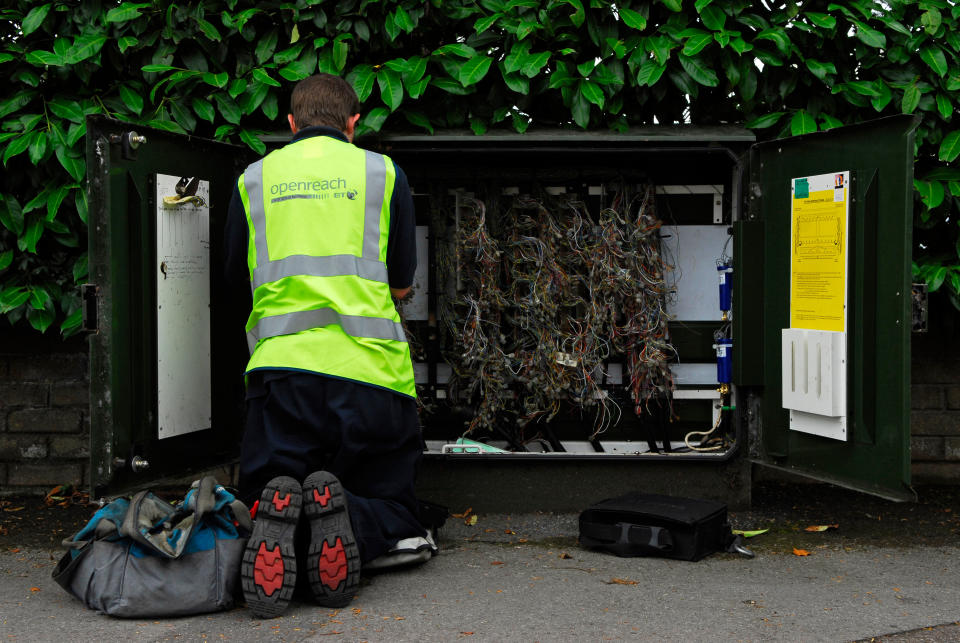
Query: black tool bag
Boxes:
[{"xmin": 579, "ymin": 492, "xmax": 751, "ymax": 561}]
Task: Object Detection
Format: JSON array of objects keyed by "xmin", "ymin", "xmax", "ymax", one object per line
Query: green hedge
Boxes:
[{"xmin": 1, "ymin": 0, "xmax": 959, "ymax": 335}]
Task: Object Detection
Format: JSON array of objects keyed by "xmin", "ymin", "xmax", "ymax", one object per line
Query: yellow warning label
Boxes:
[{"xmin": 790, "ymin": 173, "xmax": 848, "ymax": 331}]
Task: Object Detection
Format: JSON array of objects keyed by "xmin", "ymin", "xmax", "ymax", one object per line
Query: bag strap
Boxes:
[{"xmin": 581, "ymin": 521, "xmax": 674, "ymax": 556}]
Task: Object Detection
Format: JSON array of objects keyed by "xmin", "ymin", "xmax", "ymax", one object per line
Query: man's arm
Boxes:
[
  {"xmin": 224, "ymin": 184, "xmax": 252, "ymax": 317},
  {"xmin": 386, "ymin": 162, "xmax": 417, "ymax": 299}
]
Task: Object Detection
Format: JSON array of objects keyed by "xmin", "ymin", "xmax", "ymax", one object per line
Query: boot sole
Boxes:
[
  {"xmin": 302, "ymin": 471, "xmax": 360, "ymax": 608},
  {"xmin": 241, "ymin": 476, "xmax": 301, "ymax": 618}
]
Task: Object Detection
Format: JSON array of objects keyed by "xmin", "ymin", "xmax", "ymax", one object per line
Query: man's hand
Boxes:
[{"xmin": 391, "ymin": 286, "xmax": 411, "ymax": 300}]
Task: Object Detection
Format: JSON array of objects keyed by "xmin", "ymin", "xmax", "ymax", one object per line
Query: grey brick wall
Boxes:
[
  {"xmin": 0, "ymin": 334, "xmax": 89, "ymax": 496},
  {"xmin": 910, "ymin": 294, "xmax": 960, "ymax": 484}
]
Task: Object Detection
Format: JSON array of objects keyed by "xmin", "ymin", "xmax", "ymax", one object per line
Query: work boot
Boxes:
[
  {"xmin": 241, "ymin": 476, "xmax": 302, "ymax": 618},
  {"xmin": 302, "ymin": 471, "xmax": 360, "ymax": 607}
]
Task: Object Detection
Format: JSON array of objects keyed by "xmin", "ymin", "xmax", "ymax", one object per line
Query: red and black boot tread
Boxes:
[
  {"xmin": 241, "ymin": 476, "xmax": 302, "ymax": 618},
  {"xmin": 302, "ymin": 471, "xmax": 360, "ymax": 608}
]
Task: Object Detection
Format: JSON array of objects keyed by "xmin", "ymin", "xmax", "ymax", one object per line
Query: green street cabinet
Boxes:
[{"xmin": 84, "ymin": 114, "xmax": 918, "ymax": 502}]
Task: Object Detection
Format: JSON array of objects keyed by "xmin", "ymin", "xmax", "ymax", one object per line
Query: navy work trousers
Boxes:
[{"xmin": 238, "ymin": 370, "xmax": 426, "ymax": 563}]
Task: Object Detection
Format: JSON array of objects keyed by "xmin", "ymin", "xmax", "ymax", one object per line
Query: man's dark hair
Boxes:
[{"xmin": 290, "ymin": 74, "xmax": 360, "ymax": 130}]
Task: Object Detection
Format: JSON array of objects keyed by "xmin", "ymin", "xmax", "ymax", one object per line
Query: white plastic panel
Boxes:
[
  {"xmin": 662, "ymin": 225, "xmax": 731, "ymax": 321},
  {"xmin": 781, "ymin": 328, "xmax": 847, "ymax": 440},
  {"xmin": 399, "ymin": 225, "xmax": 429, "ymax": 321},
  {"xmin": 155, "ymin": 174, "xmax": 211, "ymax": 439},
  {"xmin": 670, "ymin": 363, "xmax": 718, "ymax": 386}
]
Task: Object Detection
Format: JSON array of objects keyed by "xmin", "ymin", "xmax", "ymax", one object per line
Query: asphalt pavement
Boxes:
[{"xmin": 1, "ymin": 481, "xmax": 958, "ymax": 642}]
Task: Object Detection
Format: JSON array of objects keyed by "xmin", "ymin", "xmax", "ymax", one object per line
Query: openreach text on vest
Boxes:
[{"xmin": 269, "ymin": 178, "xmax": 358, "ymax": 202}]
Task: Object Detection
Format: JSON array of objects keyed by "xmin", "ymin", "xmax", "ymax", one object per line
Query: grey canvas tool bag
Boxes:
[{"xmin": 52, "ymin": 476, "xmax": 252, "ymax": 617}]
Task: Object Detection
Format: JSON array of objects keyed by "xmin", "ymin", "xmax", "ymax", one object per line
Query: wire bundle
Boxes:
[{"xmin": 439, "ymin": 186, "xmax": 675, "ymax": 447}]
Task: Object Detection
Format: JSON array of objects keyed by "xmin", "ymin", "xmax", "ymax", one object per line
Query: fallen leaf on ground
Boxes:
[
  {"xmin": 732, "ymin": 529, "xmax": 769, "ymax": 538},
  {"xmin": 490, "ymin": 561, "xmax": 504, "ymax": 565},
  {"xmin": 451, "ymin": 507, "xmax": 473, "ymax": 519},
  {"xmin": 504, "ymin": 529, "xmax": 516, "ymax": 535},
  {"xmin": 465, "ymin": 515, "xmax": 478, "ymax": 526},
  {"xmin": 607, "ymin": 578, "xmax": 638, "ymax": 585},
  {"xmin": 459, "ymin": 632, "xmax": 474, "ymax": 637},
  {"xmin": 804, "ymin": 524, "xmax": 839, "ymax": 532},
  {"xmin": 559, "ymin": 552, "xmax": 573, "ymax": 559},
  {"xmin": 30, "ymin": 587, "xmax": 40, "ymax": 592},
  {"xmin": 793, "ymin": 548, "xmax": 811, "ymax": 556},
  {"xmin": 517, "ymin": 538, "xmax": 528, "ymax": 543}
]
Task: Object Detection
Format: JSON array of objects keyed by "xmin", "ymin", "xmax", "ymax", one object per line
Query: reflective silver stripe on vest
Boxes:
[
  {"xmin": 243, "ymin": 148, "xmax": 388, "ymax": 286},
  {"xmin": 363, "ymin": 150, "xmax": 385, "ymax": 261},
  {"xmin": 244, "ymin": 159, "xmax": 269, "ymax": 271},
  {"xmin": 252, "ymin": 254, "xmax": 388, "ymax": 288},
  {"xmin": 247, "ymin": 307, "xmax": 407, "ymax": 351}
]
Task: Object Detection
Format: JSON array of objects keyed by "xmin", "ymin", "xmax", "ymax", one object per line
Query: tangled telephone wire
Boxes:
[{"xmin": 438, "ymin": 185, "xmax": 675, "ymax": 447}]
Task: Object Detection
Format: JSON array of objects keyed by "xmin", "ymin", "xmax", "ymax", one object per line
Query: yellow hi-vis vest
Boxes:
[{"xmin": 237, "ymin": 134, "xmax": 416, "ymax": 398}]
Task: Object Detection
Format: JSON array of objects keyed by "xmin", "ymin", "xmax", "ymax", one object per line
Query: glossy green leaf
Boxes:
[
  {"xmin": 2, "ymin": 133, "xmax": 32, "ymax": 166},
  {"xmin": 169, "ymin": 101, "xmax": 197, "ymax": 131},
  {"xmin": 228, "ymin": 78, "xmax": 247, "ymax": 99},
  {"xmin": 362, "ymin": 106, "xmax": 390, "ymax": 132},
  {"xmin": 503, "ymin": 70, "xmax": 530, "ymax": 93},
  {"xmin": 902, "ymin": 83, "xmax": 921, "ymax": 114},
  {"xmin": 682, "ymin": 32, "xmax": 714, "ymax": 56},
  {"xmin": 253, "ymin": 68, "xmax": 281, "ymax": 87},
  {"xmin": 851, "ymin": 19, "xmax": 885, "ymax": 48},
  {"xmin": 22, "ymin": 218, "xmax": 44, "ymax": 254},
  {"xmin": 571, "ymin": 90, "xmax": 590, "ymax": 128},
  {"xmin": 923, "ymin": 167, "xmax": 960, "ymax": 181},
  {"xmin": 699, "ymin": 5, "xmax": 725, "ymax": 31},
  {"xmin": 475, "ymin": 12, "xmax": 502, "ymax": 33},
  {"xmin": 871, "ymin": 82, "xmax": 892, "ymax": 112},
  {"xmin": 195, "ymin": 18, "xmax": 222, "ymax": 41},
  {"xmin": 469, "ymin": 116, "xmax": 488, "ymax": 136},
  {"xmin": 27, "ymin": 307, "xmax": 54, "ymax": 333},
  {"xmin": 118, "ymin": 84, "xmax": 144, "ymax": 115},
  {"xmin": 805, "ymin": 60, "xmax": 836, "ymax": 81},
  {"xmin": 65, "ymin": 35, "xmax": 108, "ymax": 64},
  {"xmin": 754, "ymin": 28, "xmax": 791, "ymax": 56},
  {"xmin": 433, "ymin": 43, "xmax": 477, "ymax": 59},
  {"xmin": 431, "ymin": 77, "xmax": 472, "ymax": 95},
  {"xmin": 256, "ymin": 29, "xmax": 279, "ymax": 64},
  {"xmin": 26, "ymin": 50, "xmax": 63, "ymax": 67},
  {"xmin": 939, "ymin": 131, "xmax": 960, "ymax": 163},
  {"xmin": 142, "ymin": 64, "xmax": 179, "ymax": 73},
  {"xmin": 636, "ymin": 58, "xmax": 667, "ymax": 86},
  {"xmin": 27, "ymin": 131, "xmax": 47, "ymax": 165},
  {"xmin": 744, "ymin": 112, "xmax": 785, "ymax": 128},
  {"xmin": 790, "ymin": 109, "xmax": 817, "ymax": 135},
  {"xmin": 214, "ymin": 93, "xmax": 242, "ymax": 124},
  {"xmin": 579, "ymin": 79, "xmax": 605, "ymax": 108},
  {"xmin": 75, "ymin": 188, "xmax": 87, "ymax": 224},
  {"xmin": 459, "ymin": 55, "xmax": 493, "ymax": 86},
  {"xmin": 22, "ymin": 3, "xmax": 52, "ymax": 35},
  {"xmin": 0, "ymin": 249, "xmax": 11, "ymax": 271},
  {"xmin": 0, "ymin": 195, "xmax": 24, "ymax": 235},
  {"xmin": 920, "ymin": 46, "xmax": 948, "ymax": 78},
  {"xmin": 619, "ymin": 8, "xmax": 647, "ymax": 30},
  {"xmin": 403, "ymin": 110, "xmax": 434, "ymax": 134},
  {"xmin": 378, "ymin": 68, "xmax": 404, "ymax": 110},
  {"xmin": 804, "ymin": 12, "xmax": 836, "ymax": 29},
  {"xmin": 558, "ymin": 0, "xmax": 585, "ymax": 27},
  {"xmin": 936, "ymin": 94, "xmax": 953, "ymax": 120},
  {"xmin": 105, "ymin": 3, "xmax": 149, "ymax": 23},
  {"xmin": 406, "ymin": 75, "xmax": 431, "ymax": 99},
  {"xmin": 118, "ymin": 36, "xmax": 138, "ymax": 53},
  {"xmin": 239, "ymin": 129, "xmax": 266, "ymax": 155},
  {"xmin": 660, "ymin": 0, "xmax": 682, "ymax": 12},
  {"xmin": 46, "ymin": 185, "xmax": 70, "ymax": 221},
  {"xmin": 348, "ymin": 65, "xmax": 377, "ymax": 102},
  {"xmin": 203, "ymin": 71, "xmax": 230, "ymax": 88},
  {"xmin": 332, "ymin": 40, "xmax": 348, "ymax": 72},
  {"xmin": 521, "ymin": 51, "xmax": 550, "ymax": 78},
  {"xmin": 679, "ymin": 54, "xmax": 718, "ymax": 87}
]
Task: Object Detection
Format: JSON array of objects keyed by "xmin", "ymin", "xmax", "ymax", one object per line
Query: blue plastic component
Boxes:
[
  {"xmin": 717, "ymin": 264, "xmax": 733, "ymax": 312},
  {"xmin": 715, "ymin": 338, "xmax": 733, "ymax": 384}
]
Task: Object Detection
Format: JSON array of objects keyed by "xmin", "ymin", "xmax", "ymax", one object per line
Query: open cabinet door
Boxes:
[
  {"xmin": 85, "ymin": 116, "xmax": 254, "ymax": 498},
  {"xmin": 734, "ymin": 115, "xmax": 919, "ymax": 501}
]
